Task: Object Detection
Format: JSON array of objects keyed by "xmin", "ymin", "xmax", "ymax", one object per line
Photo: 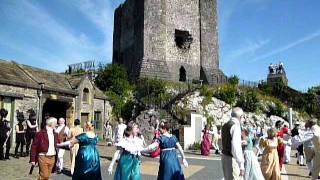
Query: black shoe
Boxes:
[
  {"xmin": 309, "ymin": 172, "xmax": 312, "ymax": 176},
  {"xmin": 14, "ymin": 154, "xmax": 19, "ymax": 159},
  {"xmin": 4, "ymin": 156, "xmax": 10, "ymax": 160},
  {"xmin": 57, "ymin": 170, "xmax": 62, "ymax": 174}
]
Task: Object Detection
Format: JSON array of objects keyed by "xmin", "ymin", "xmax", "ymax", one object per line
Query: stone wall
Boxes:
[
  {"xmin": 113, "ymin": 0, "xmax": 222, "ymax": 84},
  {"xmin": 113, "ymin": 0, "xmax": 144, "ymax": 80},
  {"xmin": 0, "ymin": 84, "xmax": 39, "ymax": 145},
  {"xmin": 165, "ymin": 0, "xmax": 201, "ymax": 81},
  {"xmin": 75, "ymin": 77, "xmax": 94, "ymax": 121}
]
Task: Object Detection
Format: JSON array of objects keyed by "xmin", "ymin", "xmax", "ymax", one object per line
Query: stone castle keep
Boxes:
[{"xmin": 112, "ymin": 0, "xmax": 225, "ymax": 84}]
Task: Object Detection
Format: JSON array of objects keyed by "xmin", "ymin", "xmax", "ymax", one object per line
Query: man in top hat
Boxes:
[{"xmin": 0, "ymin": 108, "xmax": 11, "ymax": 160}]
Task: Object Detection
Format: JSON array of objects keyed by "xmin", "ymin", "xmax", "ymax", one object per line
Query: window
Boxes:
[
  {"xmin": 94, "ymin": 111, "xmax": 102, "ymax": 131},
  {"xmin": 82, "ymin": 88, "xmax": 89, "ymax": 103}
]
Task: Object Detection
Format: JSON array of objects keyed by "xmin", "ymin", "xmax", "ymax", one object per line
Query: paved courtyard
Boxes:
[{"xmin": 0, "ymin": 142, "xmax": 311, "ymax": 180}]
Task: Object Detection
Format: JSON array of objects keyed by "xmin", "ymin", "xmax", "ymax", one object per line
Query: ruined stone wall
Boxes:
[
  {"xmin": 113, "ymin": 0, "xmax": 222, "ymax": 84},
  {"xmin": 113, "ymin": 0, "xmax": 144, "ymax": 80},
  {"xmin": 164, "ymin": 0, "xmax": 201, "ymax": 81},
  {"xmin": 199, "ymin": 0, "xmax": 222, "ymax": 84},
  {"xmin": 200, "ymin": 0, "xmax": 219, "ymax": 69}
]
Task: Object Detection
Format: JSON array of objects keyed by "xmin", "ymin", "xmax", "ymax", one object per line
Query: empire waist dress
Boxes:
[
  {"xmin": 157, "ymin": 135, "xmax": 185, "ymax": 180},
  {"xmin": 73, "ymin": 133, "xmax": 101, "ymax": 180}
]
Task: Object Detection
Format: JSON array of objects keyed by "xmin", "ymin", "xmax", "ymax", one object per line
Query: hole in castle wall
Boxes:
[{"xmin": 175, "ymin": 29, "xmax": 193, "ymax": 49}]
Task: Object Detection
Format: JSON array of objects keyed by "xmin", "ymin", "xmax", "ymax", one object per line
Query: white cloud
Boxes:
[
  {"xmin": 0, "ymin": 0, "xmax": 121, "ymax": 72},
  {"xmin": 225, "ymin": 39, "xmax": 270, "ymax": 62},
  {"xmin": 250, "ymin": 30, "xmax": 320, "ymax": 62}
]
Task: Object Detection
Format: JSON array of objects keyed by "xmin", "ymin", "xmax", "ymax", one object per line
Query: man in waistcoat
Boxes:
[
  {"xmin": 55, "ymin": 118, "xmax": 69, "ymax": 173},
  {"xmin": 221, "ymin": 107, "xmax": 245, "ymax": 180}
]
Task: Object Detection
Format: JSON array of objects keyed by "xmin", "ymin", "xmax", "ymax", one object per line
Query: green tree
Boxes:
[
  {"xmin": 228, "ymin": 75, "xmax": 239, "ymax": 86},
  {"xmin": 214, "ymin": 84, "xmax": 238, "ymax": 105},
  {"xmin": 95, "ymin": 63, "xmax": 129, "ymax": 93},
  {"xmin": 136, "ymin": 78, "xmax": 169, "ymax": 108},
  {"xmin": 96, "ymin": 64, "xmax": 134, "ymax": 119}
]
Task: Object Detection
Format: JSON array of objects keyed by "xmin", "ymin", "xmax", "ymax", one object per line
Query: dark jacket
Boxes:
[{"xmin": 30, "ymin": 128, "xmax": 60, "ymax": 163}]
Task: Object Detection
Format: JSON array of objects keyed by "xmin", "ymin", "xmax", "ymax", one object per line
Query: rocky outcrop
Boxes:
[{"xmin": 171, "ymin": 91, "xmax": 312, "ymax": 126}]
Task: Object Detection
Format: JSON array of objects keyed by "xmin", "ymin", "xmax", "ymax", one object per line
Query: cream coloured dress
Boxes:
[{"xmin": 260, "ymin": 137, "xmax": 282, "ymax": 180}]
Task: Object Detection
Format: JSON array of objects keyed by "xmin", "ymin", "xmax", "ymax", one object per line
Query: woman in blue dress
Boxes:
[
  {"xmin": 242, "ymin": 128, "xmax": 264, "ymax": 180},
  {"xmin": 145, "ymin": 121, "xmax": 188, "ymax": 180},
  {"xmin": 58, "ymin": 121, "xmax": 101, "ymax": 180},
  {"xmin": 108, "ymin": 121, "xmax": 144, "ymax": 180}
]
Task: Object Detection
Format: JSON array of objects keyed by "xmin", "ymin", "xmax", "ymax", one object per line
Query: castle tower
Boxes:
[{"xmin": 112, "ymin": 0, "xmax": 225, "ymax": 84}]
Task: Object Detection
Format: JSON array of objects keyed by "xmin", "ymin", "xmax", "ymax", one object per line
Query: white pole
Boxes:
[{"xmin": 289, "ymin": 108, "xmax": 293, "ymax": 129}]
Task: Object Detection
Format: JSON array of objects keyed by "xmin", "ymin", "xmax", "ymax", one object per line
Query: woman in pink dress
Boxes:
[{"xmin": 201, "ymin": 125, "xmax": 211, "ymax": 156}]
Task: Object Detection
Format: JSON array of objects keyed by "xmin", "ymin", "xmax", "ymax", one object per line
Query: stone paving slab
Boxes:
[{"xmin": 0, "ymin": 142, "xmax": 312, "ymax": 180}]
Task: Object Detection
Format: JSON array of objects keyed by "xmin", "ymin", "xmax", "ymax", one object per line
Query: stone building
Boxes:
[
  {"xmin": 112, "ymin": 0, "xmax": 226, "ymax": 84},
  {"xmin": 0, "ymin": 59, "xmax": 111, "ymax": 144}
]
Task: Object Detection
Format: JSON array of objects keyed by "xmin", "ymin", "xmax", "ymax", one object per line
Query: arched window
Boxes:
[{"xmin": 82, "ymin": 88, "xmax": 89, "ymax": 103}]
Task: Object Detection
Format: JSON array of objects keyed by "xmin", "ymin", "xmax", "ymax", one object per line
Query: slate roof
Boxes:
[
  {"xmin": 0, "ymin": 59, "xmax": 39, "ymax": 88},
  {"xmin": 0, "ymin": 59, "xmax": 107, "ymax": 99}
]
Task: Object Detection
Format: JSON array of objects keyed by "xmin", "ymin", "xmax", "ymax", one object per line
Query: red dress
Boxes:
[
  {"xmin": 201, "ymin": 130, "xmax": 211, "ymax": 156},
  {"xmin": 277, "ymin": 129, "xmax": 285, "ymax": 171},
  {"xmin": 149, "ymin": 129, "xmax": 161, "ymax": 158}
]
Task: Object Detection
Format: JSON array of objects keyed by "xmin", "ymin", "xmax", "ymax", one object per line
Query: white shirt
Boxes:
[
  {"xmin": 46, "ymin": 126, "xmax": 55, "ymax": 156},
  {"xmin": 116, "ymin": 123, "xmax": 127, "ymax": 142},
  {"xmin": 210, "ymin": 125, "xmax": 219, "ymax": 137},
  {"xmin": 55, "ymin": 124, "xmax": 70, "ymax": 136},
  {"xmin": 230, "ymin": 118, "xmax": 245, "ymax": 170}
]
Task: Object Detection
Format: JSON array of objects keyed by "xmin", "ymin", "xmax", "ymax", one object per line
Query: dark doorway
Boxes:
[
  {"xmin": 42, "ymin": 100, "xmax": 68, "ymax": 121},
  {"xmin": 179, "ymin": 66, "xmax": 186, "ymax": 82}
]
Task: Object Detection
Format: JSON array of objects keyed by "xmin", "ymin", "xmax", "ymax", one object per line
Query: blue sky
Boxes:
[{"xmin": 0, "ymin": 0, "xmax": 319, "ymax": 91}]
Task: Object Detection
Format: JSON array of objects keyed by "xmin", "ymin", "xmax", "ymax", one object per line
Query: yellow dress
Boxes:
[
  {"xmin": 260, "ymin": 138, "xmax": 282, "ymax": 180},
  {"xmin": 69, "ymin": 126, "xmax": 84, "ymax": 174}
]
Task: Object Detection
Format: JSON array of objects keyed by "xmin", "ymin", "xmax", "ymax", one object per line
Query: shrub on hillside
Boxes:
[
  {"xmin": 214, "ymin": 84, "xmax": 238, "ymax": 105},
  {"xmin": 228, "ymin": 75, "xmax": 239, "ymax": 86},
  {"xmin": 267, "ymin": 101, "xmax": 285, "ymax": 118},
  {"xmin": 236, "ymin": 90, "xmax": 259, "ymax": 112},
  {"xmin": 136, "ymin": 78, "xmax": 170, "ymax": 108}
]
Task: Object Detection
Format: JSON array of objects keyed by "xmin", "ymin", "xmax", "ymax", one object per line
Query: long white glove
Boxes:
[
  {"xmin": 176, "ymin": 142, "xmax": 188, "ymax": 168},
  {"xmin": 108, "ymin": 150, "xmax": 120, "ymax": 175},
  {"xmin": 183, "ymin": 158, "xmax": 189, "ymax": 168},
  {"xmin": 57, "ymin": 141, "xmax": 71, "ymax": 148}
]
